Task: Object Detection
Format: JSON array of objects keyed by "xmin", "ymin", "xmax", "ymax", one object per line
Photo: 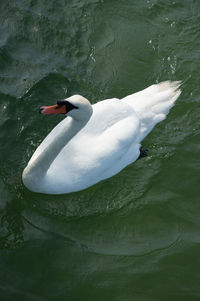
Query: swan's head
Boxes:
[{"xmin": 40, "ymin": 95, "xmax": 93, "ymax": 121}]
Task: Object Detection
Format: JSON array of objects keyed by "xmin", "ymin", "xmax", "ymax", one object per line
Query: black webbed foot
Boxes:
[{"xmin": 138, "ymin": 146, "xmax": 148, "ymax": 160}]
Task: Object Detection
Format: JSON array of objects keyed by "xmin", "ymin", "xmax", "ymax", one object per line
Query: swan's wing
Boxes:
[
  {"xmin": 47, "ymin": 98, "xmax": 141, "ymax": 192},
  {"xmin": 122, "ymin": 81, "xmax": 181, "ymax": 139}
]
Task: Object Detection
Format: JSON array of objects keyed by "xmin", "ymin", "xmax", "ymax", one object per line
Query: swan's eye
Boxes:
[
  {"xmin": 57, "ymin": 100, "xmax": 67, "ymax": 106},
  {"xmin": 57, "ymin": 100, "xmax": 78, "ymax": 112}
]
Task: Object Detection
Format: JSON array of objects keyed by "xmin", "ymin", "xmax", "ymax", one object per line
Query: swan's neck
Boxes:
[{"xmin": 23, "ymin": 117, "xmax": 88, "ymax": 192}]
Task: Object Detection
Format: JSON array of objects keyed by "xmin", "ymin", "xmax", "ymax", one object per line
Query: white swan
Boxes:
[{"xmin": 22, "ymin": 81, "xmax": 181, "ymax": 194}]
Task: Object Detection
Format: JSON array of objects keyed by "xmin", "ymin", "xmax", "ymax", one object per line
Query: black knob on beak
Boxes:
[{"xmin": 39, "ymin": 107, "xmax": 44, "ymax": 114}]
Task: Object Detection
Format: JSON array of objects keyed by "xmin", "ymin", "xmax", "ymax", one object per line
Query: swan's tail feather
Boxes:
[{"xmin": 122, "ymin": 81, "xmax": 181, "ymax": 139}]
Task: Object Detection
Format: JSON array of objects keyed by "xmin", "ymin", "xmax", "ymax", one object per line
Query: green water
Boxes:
[{"xmin": 1, "ymin": 0, "xmax": 200, "ymax": 300}]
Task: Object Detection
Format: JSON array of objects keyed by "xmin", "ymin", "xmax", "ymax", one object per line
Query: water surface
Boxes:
[{"xmin": 1, "ymin": 1, "xmax": 200, "ymax": 300}]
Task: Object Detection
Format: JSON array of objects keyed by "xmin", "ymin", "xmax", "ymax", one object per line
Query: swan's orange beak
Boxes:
[{"xmin": 40, "ymin": 104, "xmax": 66, "ymax": 115}]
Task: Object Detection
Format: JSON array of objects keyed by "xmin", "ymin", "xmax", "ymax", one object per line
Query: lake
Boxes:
[{"xmin": 1, "ymin": 0, "xmax": 200, "ymax": 300}]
